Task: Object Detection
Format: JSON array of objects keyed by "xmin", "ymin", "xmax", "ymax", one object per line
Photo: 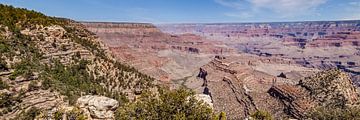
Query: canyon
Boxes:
[
  {"xmin": 83, "ymin": 20, "xmax": 360, "ymax": 119},
  {"xmin": 2, "ymin": 4, "xmax": 360, "ymax": 120}
]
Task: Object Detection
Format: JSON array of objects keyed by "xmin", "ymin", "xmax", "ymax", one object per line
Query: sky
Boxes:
[{"xmin": 0, "ymin": 0, "xmax": 359, "ymax": 23}]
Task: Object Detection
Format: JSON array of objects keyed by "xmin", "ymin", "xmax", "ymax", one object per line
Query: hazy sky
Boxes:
[{"xmin": 1, "ymin": 0, "xmax": 359, "ymax": 23}]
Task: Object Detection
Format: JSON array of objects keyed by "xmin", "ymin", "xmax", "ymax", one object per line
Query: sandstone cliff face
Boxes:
[
  {"xmin": 194, "ymin": 55, "xmax": 304, "ymax": 119},
  {"xmin": 269, "ymin": 69, "xmax": 359, "ymax": 119},
  {"xmin": 193, "ymin": 54, "xmax": 360, "ymax": 119},
  {"xmin": 158, "ymin": 21, "xmax": 360, "ymax": 87},
  {"xmin": 82, "ymin": 22, "xmax": 233, "ymax": 82}
]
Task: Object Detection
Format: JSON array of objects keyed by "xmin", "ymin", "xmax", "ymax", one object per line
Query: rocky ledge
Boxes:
[
  {"xmin": 269, "ymin": 69, "xmax": 359, "ymax": 119},
  {"xmin": 77, "ymin": 95, "xmax": 119, "ymax": 120}
]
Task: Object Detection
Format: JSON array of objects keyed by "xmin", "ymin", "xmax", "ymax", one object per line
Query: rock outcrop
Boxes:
[
  {"xmin": 195, "ymin": 56, "xmax": 298, "ymax": 119},
  {"xmin": 77, "ymin": 95, "xmax": 119, "ymax": 119},
  {"xmin": 269, "ymin": 69, "xmax": 359, "ymax": 119}
]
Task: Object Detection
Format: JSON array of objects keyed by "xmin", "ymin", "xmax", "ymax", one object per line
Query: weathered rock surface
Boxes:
[
  {"xmin": 0, "ymin": 12, "xmax": 154, "ymax": 119},
  {"xmin": 158, "ymin": 21, "xmax": 360, "ymax": 85},
  {"xmin": 82, "ymin": 22, "xmax": 233, "ymax": 83},
  {"xmin": 81, "ymin": 20, "xmax": 360, "ymax": 119},
  {"xmin": 191, "ymin": 55, "xmax": 318, "ymax": 119},
  {"xmin": 269, "ymin": 69, "xmax": 359, "ymax": 118},
  {"xmin": 77, "ymin": 95, "xmax": 119, "ymax": 119},
  {"xmin": 194, "ymin": 94, "xmax": 213, "ymax": 109}
]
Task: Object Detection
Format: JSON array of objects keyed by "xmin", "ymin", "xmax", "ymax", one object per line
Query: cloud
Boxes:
[
  {"xmin": 215, "ymin": 0, "xmax": 328, "ymax": 18},
  {"xmin": 224, "ymin": 12, "xmax": 254, "ymax": 19},
  {"xmin": 349, "ymin": 1, "xmax": 360, "ymax": 6},
  {"xmin": 214, "ymin": 0, "xmax": 245, "ymax": 9},
  {"xmin": 343, "ymin": 1, "xmax": 360, "ymax": 20}
]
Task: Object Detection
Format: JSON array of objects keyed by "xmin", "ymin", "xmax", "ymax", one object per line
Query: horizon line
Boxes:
[{"xmin": 78, "ymin": 19, "xmax": 360, "ymax": 25}]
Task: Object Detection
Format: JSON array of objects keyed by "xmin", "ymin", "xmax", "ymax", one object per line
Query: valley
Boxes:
[
  {"xmin": 83, "ymin": 21, "xmax": 360, "ymax": 119},
  {"xmin": 1, "ymin": 3, "xmax": 360, "ymax": 119}
]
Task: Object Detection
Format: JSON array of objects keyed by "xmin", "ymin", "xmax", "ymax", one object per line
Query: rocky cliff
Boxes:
[
  {"xmin": 82, "ymin": 22, "xmax": 233, "ymax": 83},
  {"xmin": 158, "ymin": 21, "xmax": 360, "ymax": 87},
  {"xmin": 0, "ymin": 5, "xmax": 155, "ymax": 119},
  {"xmin": 0, "ymin": 5, "xmax": 215, "ymax": 120},
  {"xmin": 195, "ymin": 54, "xmax": 360, "ymax": 119},
  {"xmin": 193, "ymin": 55, "xmax": 308, "ymax": 119},
  {"xmin": 269, "ymin": 69, "xmax": 359, "ymax": 119}
]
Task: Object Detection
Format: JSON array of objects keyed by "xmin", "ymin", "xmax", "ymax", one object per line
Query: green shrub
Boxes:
[
  {"xmin": 53, "ymin": 109, "xmax": 64, "ymax": 120},
  {"xmin": 66, "ymin": 107, "xmax": 87, "ymax": 120},
  {"xmin": 115, "ymin": 87, "xmax": 213, "ymax": 120},
  {"xmin": 250, "ymin": 110, "xmax": 273, "ymax": 120},
  {"xmin": 0, "ymin": 93, "xmax": 22, "ymax": 108},
  {"xmin": 0, "ymin": 4, "xmax": 59, "ymax": 32},
  {"xmin": 12, "ymin": 107, "xmax": 41, "ymax": 120},
  {"xmin": 41, "ymin": 59, "xmax": 127, "ymax": 105},
  {"xmin": 28, "ymin": 80, "xmax": 39, "ymax": 91},
  {"xmin": 9, "ymin": 59, "xmax": 36, "ymax": 80},
  {"xmin": 0, "ymin": 57, "xmax": 7, "ymax": 71},
  {"xmin": 307, "ymin": 106, "xmax": 360, "ymax": 120},
  {"xmin": 213, "ymin": 112, "xmax": 227, "ymax": 120},
  {"xmin": 0, "ymin": 78, "xmax": 9, "ymax": 90}
]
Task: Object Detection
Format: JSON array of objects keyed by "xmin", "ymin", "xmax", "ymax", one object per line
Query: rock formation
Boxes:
[
  {"xmin": 189, "ymin": 54, "xmax": 360, "ymax": 119},
  {"xmin": 77, "ymin": 95, "xmax": 119, "ymax": 119},
  {"xmin": 82, "ymin": 22, "xmax": 233, "ymax": 83},
  {"xmin": 158, "ymin": 21, "xmax": 360, "ymax": 86},
  {"xmin": 192, "ymin": 55, "xmax": 314, "ymax": 119},
  {"xmin": 269, "ymin": 69, "xmax": 359, "ymax": 119}
]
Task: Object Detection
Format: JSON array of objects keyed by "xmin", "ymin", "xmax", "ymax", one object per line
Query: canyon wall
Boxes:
[
  {"xmin": 82, "ymin": 22, "xmax": 233, "ymax": 82},
  {"xmin": 158, "ymin": 21, "xmax": 360, "ymax": 85}
]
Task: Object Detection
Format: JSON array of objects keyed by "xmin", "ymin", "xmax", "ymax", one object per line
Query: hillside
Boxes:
[
  {"xmin": 0, "ymin": 5, "xmax": 213, "ymax": 119},
  {"xmin": 2, "ymin": 4, "xmax": 360, "ymax": 120},
  {"xmin": 81, "ymin": 18, "xmax": 360, "ymax": 119},
  {"xmin": 82, "ymin": 22, "xmax": 232, "ymax": 84},
  {"xmin": 197, "ymin": 56, "xmax": 360, "ymax": 119}
]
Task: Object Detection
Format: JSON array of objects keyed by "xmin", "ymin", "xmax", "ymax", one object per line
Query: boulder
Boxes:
[
  {"xmin": 194, "ymin": 94, "xmax": 213, "ymax": 109},
  {"xmin": 77, "ymin": 95, "xmax": 119, "ymax": 119}
]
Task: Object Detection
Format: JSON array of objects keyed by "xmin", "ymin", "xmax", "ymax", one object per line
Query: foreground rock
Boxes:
[
  {"xmin": 194, "ymin": 94, "xmax": 213, "ymax": 109},
  {"xmin": 269, "ymin": 69, "xmax": 359, "ymax": 119},
  {"xmin": 77, "ymin": 95, "xmax": 119, "ymax": 119}
]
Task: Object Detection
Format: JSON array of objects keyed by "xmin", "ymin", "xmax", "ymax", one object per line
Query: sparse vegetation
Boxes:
[
  {"xmin": 250, "ymin": 110, "xmax": 273, "ymax": 120},
  {"xmin": 12, "ymin": 107, "xmax": 41, "ymax": 120},
  {"xmin": 9, "ymin": 58, "xmax": 38, "ymax": 80},
  {"xmin": 0, "ymin": 78, "xmax": 8, "ymax": 90},
  {"xmin": 0, "ymin": 4, "xmax": 60, "ymax": 32},
  {"xmin": 115, "ymin": 87, "xmax": 213, "ymax": 120},
  {"xmin": 66, "ymin": 107, "xmax": 87, "ymax": 120},
  {"xmin": 53, "ymin": 109, "xmax": 65, "ymax": 120},
  {"xmin": 27, "ymin": 80, "xmax": 39, "ymax": 91},
  {"xmin": 0, "ymin": 92, "xmax": 24, "ymax": 114},
  {"xmin": 0, "ymin": 4, "xmax": 215, "ymax": 119},
  {"xmin": 0, "ymin": 56, "xmax": 7, "ymax": 72},
  {"xmin": 307, "ymin": 106, "xmax": 360, "ymax": 120},
  {"xmin": 41, "ymin": 59, "xmax": 118, "ymax": 105},
  {"xmin": 213, "ymin": 112, "xmax": 227, "ymax": 120}
]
